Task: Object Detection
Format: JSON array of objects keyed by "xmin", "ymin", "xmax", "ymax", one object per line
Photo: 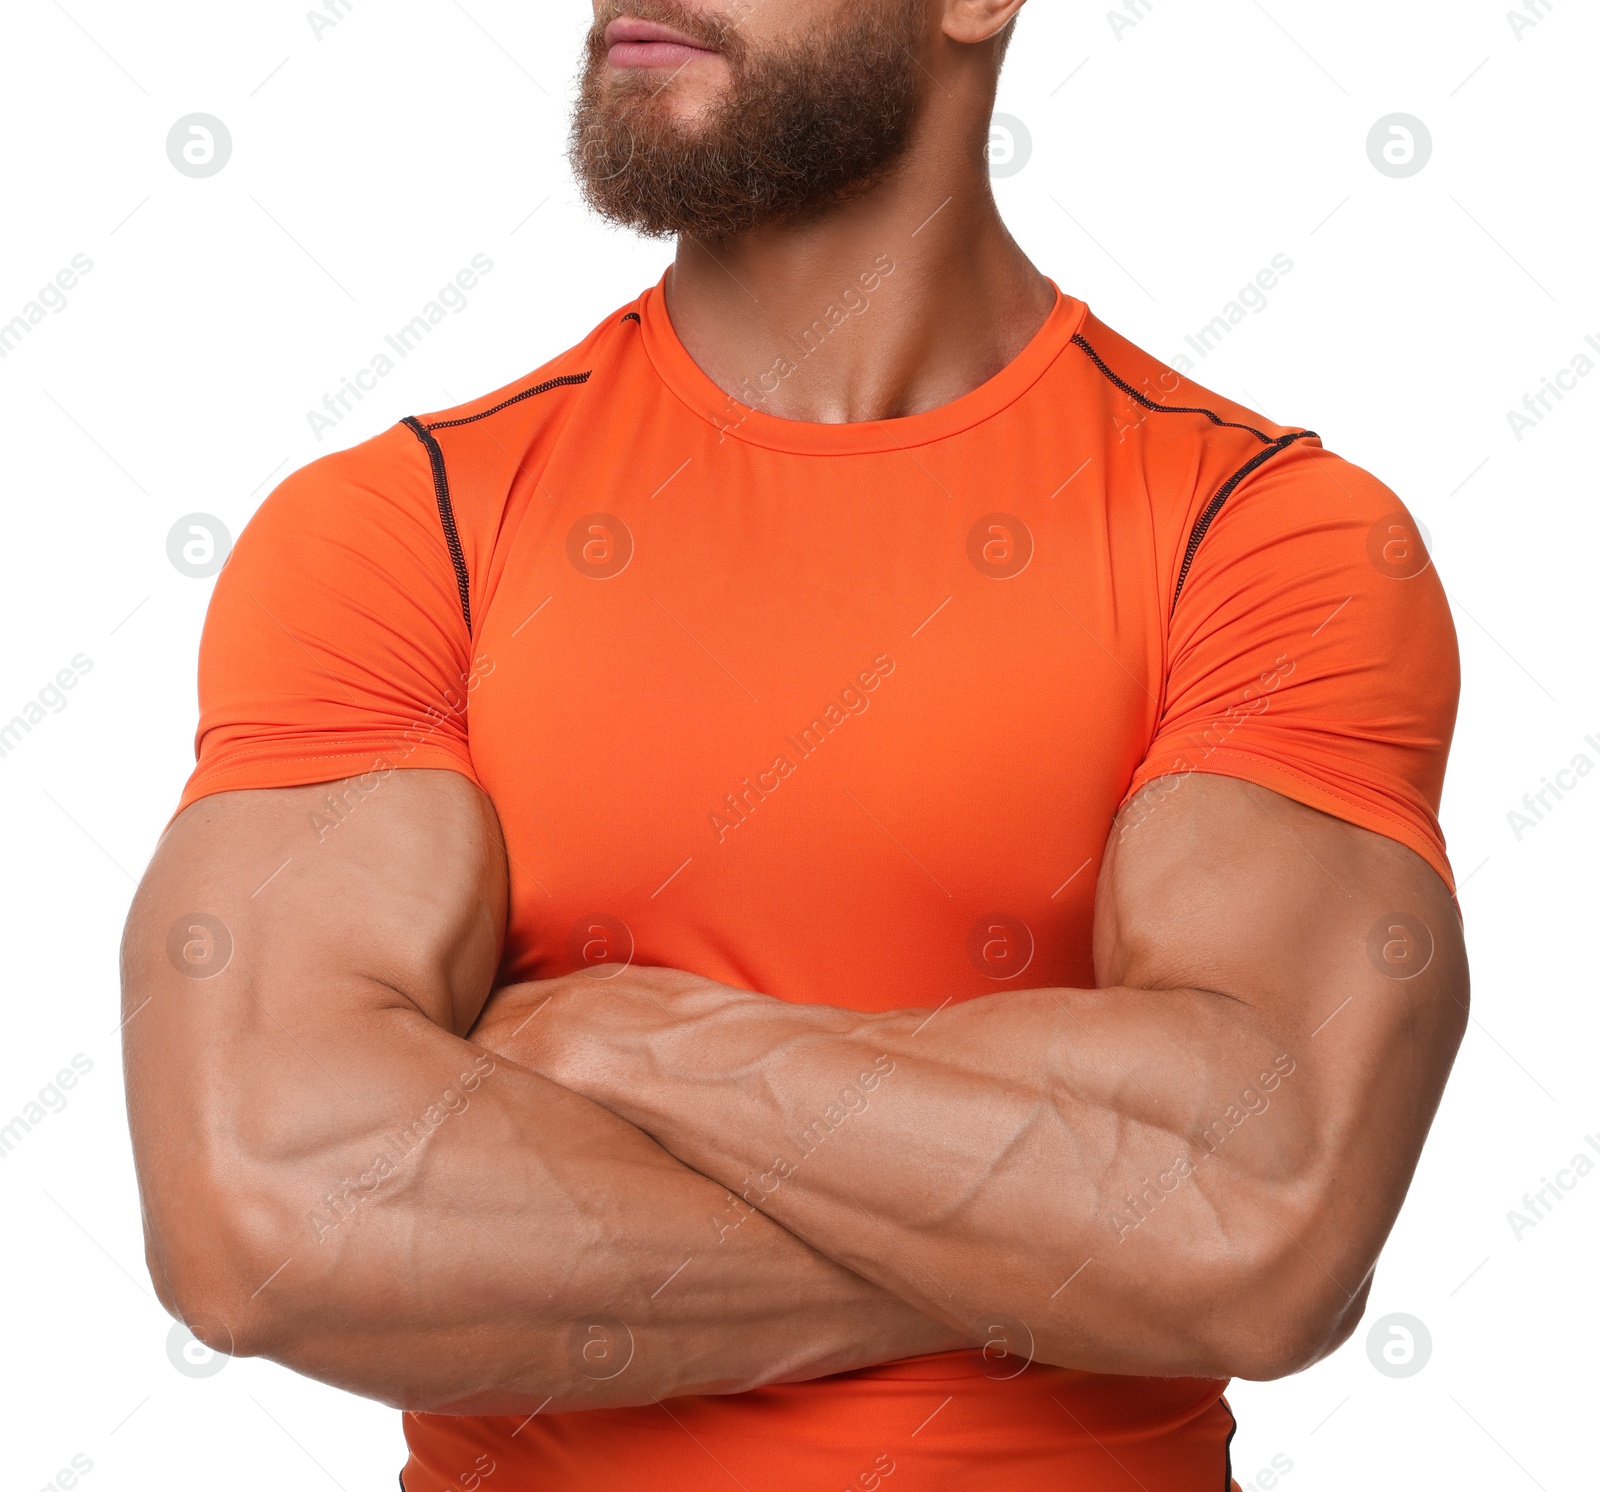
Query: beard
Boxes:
[{"xmin": 570, "ymin": 0, "xmax": 928, "ymax": 241}]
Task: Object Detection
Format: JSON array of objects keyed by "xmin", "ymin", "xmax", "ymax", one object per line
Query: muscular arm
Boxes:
[
  {"xmin": 511, "ymin": 775, "xmax": 1470, "ymax": 1381},
  {"xmin": 121, "ymin": 770, "xmax": 962, "ymax": 1415}
]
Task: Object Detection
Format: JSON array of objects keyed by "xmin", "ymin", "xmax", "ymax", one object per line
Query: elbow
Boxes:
[
  {"xmin": 1199, "ymin": 1251, "xmax": 1373, "ymax": 1382},
  {"xmin": 1203, "ymin": 1309, "xmax": 1336, "ymax": 1383},
  {"xmin": 142, "ymin": 1176, "xmax": 303, "ymax": 1364}
]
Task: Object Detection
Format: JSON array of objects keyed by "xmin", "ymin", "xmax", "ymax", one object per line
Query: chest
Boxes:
[{"xmin": 464, "ymin": 421, "xmax": 1166, "ymax": 1006}]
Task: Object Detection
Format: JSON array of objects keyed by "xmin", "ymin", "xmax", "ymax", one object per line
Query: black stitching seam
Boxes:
[
  {"xmin": 1071, "ymin": 332, "xmax": 1278, "ymax": 445},
  {"xmin": 401, "ymin": 372, "xmax": 592, "ymax": 635},
  {"xmin": 401, "ymin": 415, "xmax": 473, "ymax": 635},
  {"xmin": 1068, "ymin": 330, "xmax": 1318, "ymax": 615},
  {"xmin": 1221, "ymin": 1397, "xmax": 1238, "ymax": 1492},
  {"xmin": 422, "ymin": 371, "xmax": 591, "ymax": 431},
  {"xmin": 1171, "ymin": 430, "xmax": 1318, "ymax": 615},
  {"xmin": 622, "ymin": 311, "xmax": 641, "ymax": 324}
]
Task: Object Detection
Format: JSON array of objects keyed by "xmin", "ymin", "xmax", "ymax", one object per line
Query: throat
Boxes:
[{"xmin": 664, "ymin": 217, "xmax": 1056, "ymax": 427}]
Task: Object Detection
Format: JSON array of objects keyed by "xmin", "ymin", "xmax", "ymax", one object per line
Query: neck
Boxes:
[{"xmin": 662, "ymin": 75, "xmax": 1055, "ymax": 425}]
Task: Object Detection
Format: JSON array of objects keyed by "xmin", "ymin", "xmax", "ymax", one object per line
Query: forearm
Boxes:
[
  {"xmin": 551, "ymin": 980, "xmax": 1353, "ymax": 1379},
  {"xmin": 509, "ymin": 786, "xmax": 1467, "ymax": 1384},
  {"xmin": 134, "ymin": 1000, "xmax": 964, "ymax": 1414}
]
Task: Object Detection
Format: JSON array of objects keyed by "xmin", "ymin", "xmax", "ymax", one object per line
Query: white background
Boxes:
[{"xmin": 1, "ymin": 1, "xmax": 1595, "ymax": 1488}]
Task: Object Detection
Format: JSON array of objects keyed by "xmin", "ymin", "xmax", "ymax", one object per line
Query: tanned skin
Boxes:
[
  {"xmin": 476, "ymin": 776, "xmax": 1467, "ymax": 1381},
  {"xmin": 125, "ymin": 773, "xmax": 965, "ymax": 1411},
  {"xmin": 648, "ymin": 0, "xmax": 1058, "ymax": 423},
  {"xmin": 122, "ymin": 0, "xmax": 1468, "ymax": 1412}
]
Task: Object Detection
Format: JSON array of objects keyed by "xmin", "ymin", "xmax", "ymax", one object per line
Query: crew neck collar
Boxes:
[{"xmin": 636, "ymin": 271, "xmax": 1088, "ymax": 456}]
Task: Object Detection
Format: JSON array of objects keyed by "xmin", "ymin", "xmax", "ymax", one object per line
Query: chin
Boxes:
[{"xmin": 611, "ymin": 53, "xmax": 728, "ymax": 95}]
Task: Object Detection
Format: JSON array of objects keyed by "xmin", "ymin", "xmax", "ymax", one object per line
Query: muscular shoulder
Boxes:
[
  {"xmin": 1079, "ymin": 314, "xmax": 1459, "ymax": 886},
  {"xmin": 248, "ymin": 295, "xmax": 644, "ymax": 544},
  {"xmin": 1069, "ymin": 311, "xmax": 1315, "ymax": 501},
  {"xmin": 409, "ymin": 297, "xmax": 644, "ymax": 483},
  {"xmin": 395, "ymin": 296, "xmax": 649, "ymax": 622},
  {"xmin": 1065, "ymin": 310, "xmax": 1419, "ymax": 616}
]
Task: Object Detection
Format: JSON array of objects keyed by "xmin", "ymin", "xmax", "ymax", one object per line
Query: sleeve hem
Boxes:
[
  {"xmin": 1125, "ymin": 748, "xmax": 1455, "ymax": 894},
  {"xmin": 173, "ymin": 745, "xmax": 481, "ymax": 822}
]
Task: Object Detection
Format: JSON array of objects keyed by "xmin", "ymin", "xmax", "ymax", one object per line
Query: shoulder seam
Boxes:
[
  {"xmin": 400, "ymin": 370, "xmax": 595, "ymax": 636},
  {"xmin": 422, "ymin": 371, "xmax": 591, "ymax": 432},
  {"xmin": 400, "ymin": 416, "xmax": 472, "ymax": 636},
  {"xmin": 1071, "ymin": 331, "xmax": 1280, "ymax": 445},
  {"xmin": 1063, "ymin": 329, "xmax": 1321, "ymax": 617},
  {"xmin": 1171, "ymin": 430, "xmax": 1319, "ymax": 616}
]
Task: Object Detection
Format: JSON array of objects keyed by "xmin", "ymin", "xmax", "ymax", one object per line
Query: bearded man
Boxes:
[{"xmin": 122, "ymin": 3, "xmax": 1468, "ymax": 1489}]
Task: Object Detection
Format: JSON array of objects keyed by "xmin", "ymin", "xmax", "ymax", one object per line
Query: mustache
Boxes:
[{"xmin": 587, "ymin": 0, "xmax": 742, "ymax": 59}]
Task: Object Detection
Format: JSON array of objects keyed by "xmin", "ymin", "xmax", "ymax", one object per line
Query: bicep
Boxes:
[
  {"xmin": 1095, "ymin": 772, "xmax": 1468, "ymax": 1235},
  {"xmin": 122, "ymin": 770, "xmax": 506, "ymax": 1301},
  {"xmin": 1104, "ymin": 438, "xmax": 1467, "ymax": 1173},
  {"xmin": 134, "ymin": 428, "xmax": 509, "ymax": 1099},
  {"xmin": 127, "ymin": 769, "xmax": 505, "ymax": 1033},
  {"xmin": 1098, "ymin": 772, "xmax": 1466, "ymax": 1031}
]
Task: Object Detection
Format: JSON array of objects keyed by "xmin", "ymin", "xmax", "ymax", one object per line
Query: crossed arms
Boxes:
[{"xmin": 121, "ymin": 766, "xmax": 1466, "ymax": 1413}]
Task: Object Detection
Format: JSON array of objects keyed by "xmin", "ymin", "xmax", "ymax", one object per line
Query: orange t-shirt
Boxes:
[{"xmin": 180, "ymin": 274, "xmax": 1457, "ymax": 1492}]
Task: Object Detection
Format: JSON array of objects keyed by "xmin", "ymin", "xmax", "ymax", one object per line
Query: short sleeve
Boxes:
[
  {"xmin": 175, "ymin": 424, "xmax": 481, "ymax": 816},
  {"xmin": 1126, "ymin": 440, "xmax": 1459, "ymax": 890}
]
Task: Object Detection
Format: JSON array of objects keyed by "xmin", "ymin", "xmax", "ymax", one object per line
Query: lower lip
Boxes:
[{"xmin": 607, "ymin": 39, "xmax": 719, "ymax": 68}]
